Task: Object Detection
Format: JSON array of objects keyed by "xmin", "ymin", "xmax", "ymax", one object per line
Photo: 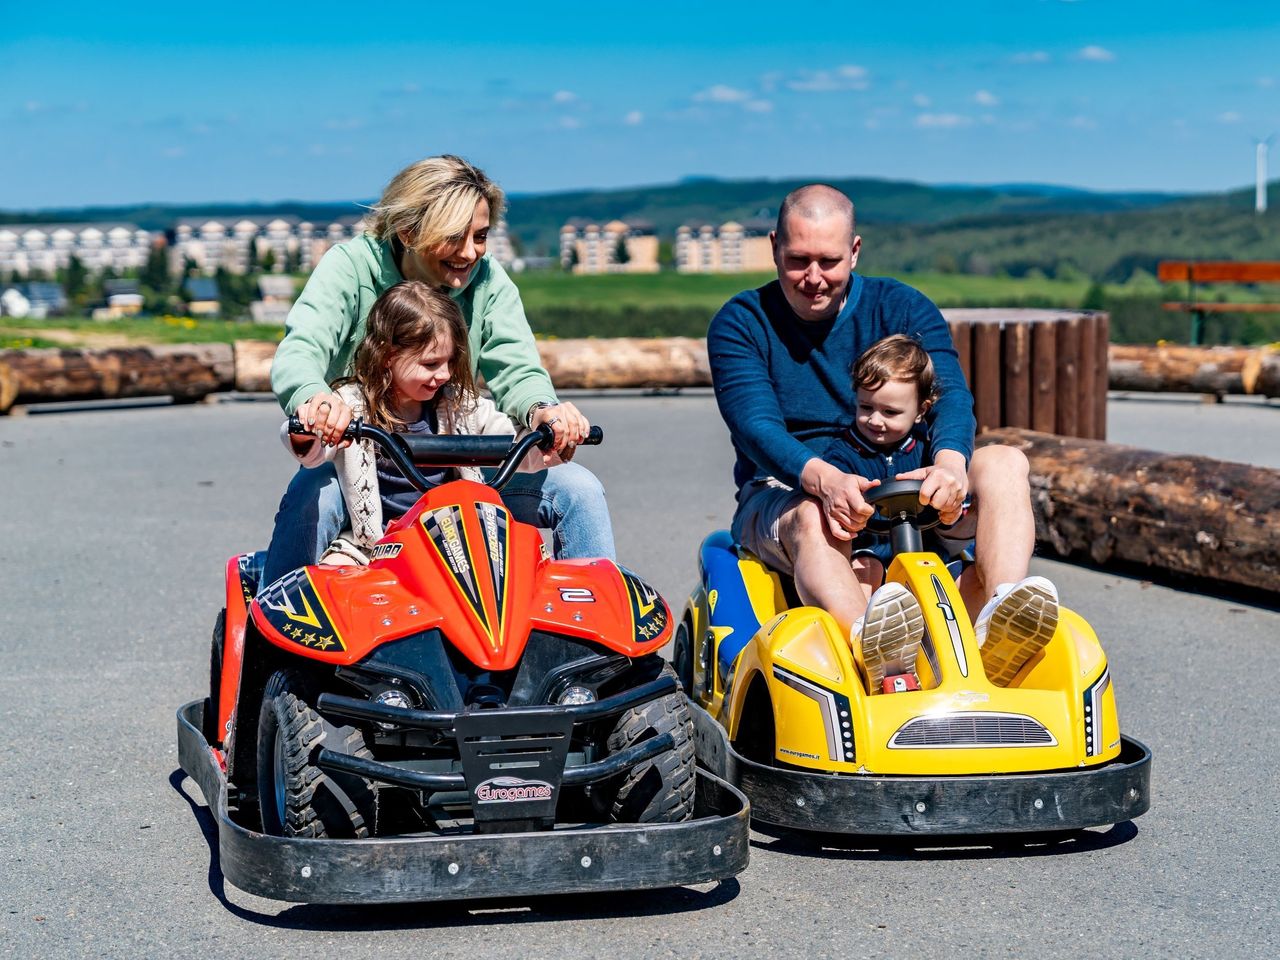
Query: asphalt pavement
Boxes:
[{"xmin": 1, "ymin": 392, "xmax": 1277, "ymax": 959}]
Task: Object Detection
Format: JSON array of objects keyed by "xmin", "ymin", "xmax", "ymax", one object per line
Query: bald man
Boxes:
[{"xmin": 707, "ymin": 184, "xmax": 1058, "ymax": 692}]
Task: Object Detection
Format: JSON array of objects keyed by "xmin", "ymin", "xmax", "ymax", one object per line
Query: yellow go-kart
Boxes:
[{"xmin": 674, "ymin": 480, "xmax": 1151, "ymax": 835}]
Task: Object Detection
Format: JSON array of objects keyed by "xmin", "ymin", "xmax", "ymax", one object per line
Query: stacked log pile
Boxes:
[{"xmin": 978, "ymin": 428, "xmax": 1280, "ymax": 593}]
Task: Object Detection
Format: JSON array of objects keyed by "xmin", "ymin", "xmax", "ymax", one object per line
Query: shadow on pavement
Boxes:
[
  {"xmin": 170, "ymin": 768, "xmax": 741, "ymax": 929},
  {"xmin": 749, "ymin": 820, "xmax": 1139, "ymax": 861}
]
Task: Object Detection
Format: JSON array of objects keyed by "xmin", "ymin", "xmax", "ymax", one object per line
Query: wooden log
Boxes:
[
  {"xmin": 1078, "ymin": 315, "xmax": 1097, "ymax": 439},
  {"xmin": 233, "ymin": 339, "xmax": 278, "ymax": 393},
  {"xmin": 978, "ymin": 428, "xmax": 1280, "ymax": 592},
  {"xmin": 1031, "ymin": 320, "xmax": 1057, "ymax": 434},
  {"xmin": 1054, "ymin": 316, "xmax": 1081, "ymax": 437},
  {"xmin": 1107, "ymin": 344, "xmax": 1280, "ymax": 398},
  {"xmin": 534, "ymin": 337, "xmax": 711, "ymax": 390},
  {"xmin": 947, "ymin": 319, "xmax": 973, "ymax": 390},
  {"xmin": 1093, "ymin": 314, "xmax": 1109, "ymax": 440},
  {"xmin": 1002, "ymin": 321, "xmax": 1031, "ymax": 429},
  {"xmin": 0, "ymin": 344, "xmax": 234, "ymax": 412},
  {"xmin": 971, "ymin": 322, "xmax": 1002, "ymax": 434}
]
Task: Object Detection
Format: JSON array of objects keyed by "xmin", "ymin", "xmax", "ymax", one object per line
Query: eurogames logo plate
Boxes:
[{"xmin": 473, "ymin": 776, "xmax": 554, "ymax": 804}]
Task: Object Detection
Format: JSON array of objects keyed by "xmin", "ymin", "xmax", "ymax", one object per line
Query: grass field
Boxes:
[{"xmin": 514, "ymin": 270, "xmax": 1093, "ymax": 311}]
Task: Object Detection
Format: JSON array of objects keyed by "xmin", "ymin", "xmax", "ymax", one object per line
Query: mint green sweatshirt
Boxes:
[{"xmin": 271, "ymin": 234, "xmax": 556, "ymax": 421}]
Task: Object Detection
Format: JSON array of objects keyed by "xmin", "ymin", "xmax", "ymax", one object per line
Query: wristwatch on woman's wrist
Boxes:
[{"xmin": 525, "ymin": 400, "xmax": 558, "ymax": 429}]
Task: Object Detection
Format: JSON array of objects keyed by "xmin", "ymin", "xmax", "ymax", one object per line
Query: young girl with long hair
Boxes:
[{"xmin": 284, "ymin": 280, "xmax": 558, "ymax": 565}]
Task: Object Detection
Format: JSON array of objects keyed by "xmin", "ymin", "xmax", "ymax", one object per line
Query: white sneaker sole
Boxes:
[
  {"xmin": 980, "ymin": 581, "xmax": 1058, "ymax": 686},
  {"xmin": 860, "ymin": 590, "xmax": 925, "ymax": 694}
]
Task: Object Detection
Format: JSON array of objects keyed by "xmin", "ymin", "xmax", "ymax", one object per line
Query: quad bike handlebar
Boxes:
[
  {"xmin": 287, "ymin": 416, "xmax": 603, "ymax": 492},
  {"xmin": 863, "ymin": 479, "xmax": 941, "ymax": 556}
]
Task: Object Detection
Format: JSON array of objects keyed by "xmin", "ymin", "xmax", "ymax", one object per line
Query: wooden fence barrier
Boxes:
[{"xmin": 943, "ymin": 309, "xmax": 1109, "ymax": 441}]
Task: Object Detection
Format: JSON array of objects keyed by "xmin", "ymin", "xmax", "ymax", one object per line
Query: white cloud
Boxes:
[
  {"xmin": 694, "ymin": 84, "xmax": 751, "ymax": 103},
  {"xmin": 1011, "ymin": 51, "xmax": 1050, "ymax": 64},
  {"xmin": 788, "ymin": 64, "xmax": 870, "ymax": 92},
  {"xmin": 558, "ymin": 116, "xmax": 582, "ymax": 129},
  {"xmin": 1068, "ymin": 115, "xmax": 1097, "ymax": 130},
  {"xmin": 552, "ymin": 90, "xmax": 578, "ymax": 103},
  {"xmin": 974, "ymin": 89, "xmax": 999, "ymax": 107},
  {"xmin": 759, "ymin": 70, "xmax": 783, "ymax": 93},
  {"xmin": 624, "ymin": 110, "xmax": 644, "ymax": 126},
  {"xmin": 324, "ymin": 117, "xmax": 365, "ymax": 131},
  {"xmin": 1218, "ymin": 111, "xmax": 1243, "ymax": 124},
  {"xmin": 162, "ymin": 146, "xmax": 186, "ymax": 158},
  {"xmin": 744, "ymin": 99, "xmax": 773, "ymax": 113},
  {"xmin": 915, "ymin": 113, "xmax": 972, "ymax": 128},
  {"xmin": 1078, "ymin": 45, "xmax": 1116, "ymax": 62},
  {"xmin": 913, "ymin": 93, "xmax": 931, "ymax": 108},
  {"xmin": 1258, "ymin": 76, "xmax": 1275, "ymax": 89}
]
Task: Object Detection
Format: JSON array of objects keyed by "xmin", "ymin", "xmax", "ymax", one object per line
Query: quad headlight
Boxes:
[{"xmin": 557, "ymin": 685, "xmax": 596, "ymax": 706}]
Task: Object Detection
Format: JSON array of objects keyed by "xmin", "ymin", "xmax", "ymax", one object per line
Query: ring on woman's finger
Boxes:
[{"xmin": 546, "ymin": 417, "xmax": 560, "ymax": 427}]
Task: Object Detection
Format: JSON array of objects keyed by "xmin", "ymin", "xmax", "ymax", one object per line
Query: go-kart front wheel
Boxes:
[
  {"xmin": 256, "ymin": 669, "xmax": 379, "ymax": 839},
  {"xmin": 595, "ymin": 669, "xmax": 697, "ymax": 824}
]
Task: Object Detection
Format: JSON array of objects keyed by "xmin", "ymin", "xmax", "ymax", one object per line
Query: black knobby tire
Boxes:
[
  {"xmin": 671, "ymin": 619, "xmax": 694, "ymax": 696},
  {"xmin": 256, "ymin": 669, "xmax": 378, "ymax": 839},
  {"xmin": 598, "ymin": 667, "xmax": 696, "ymax": 824},
  {"xmin": 204, "ymin": 610, "xmax": 226, "ymax": 744}
]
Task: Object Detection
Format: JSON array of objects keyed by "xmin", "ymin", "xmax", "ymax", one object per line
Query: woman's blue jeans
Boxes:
[{"xmin": 261, "ymin": 462, "xmax": 616, "ymax": 587}]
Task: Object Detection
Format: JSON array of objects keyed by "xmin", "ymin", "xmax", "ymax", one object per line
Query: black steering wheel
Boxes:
[{"xmin": 863, "ymin": 479, "xmax": 941, "ymax": 536}]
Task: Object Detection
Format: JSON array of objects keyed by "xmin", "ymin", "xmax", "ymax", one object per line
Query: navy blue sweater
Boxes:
[
  {"xmin": 708, "ymin": 275, "xmax": 975, "ymax": 493},
  {"xmin": 829, "ymin": 422, "xmax": 930, "ymax": 481}
]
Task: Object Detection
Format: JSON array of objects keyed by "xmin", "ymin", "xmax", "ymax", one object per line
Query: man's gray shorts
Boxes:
[{"xmin": 731, "ymin": 479, "xmax": 977, "ymax": 575}]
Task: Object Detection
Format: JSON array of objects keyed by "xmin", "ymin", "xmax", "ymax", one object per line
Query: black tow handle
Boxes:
[{"xmin": 287, "ymin": 416, "xmax": 602, "ymax": 493}]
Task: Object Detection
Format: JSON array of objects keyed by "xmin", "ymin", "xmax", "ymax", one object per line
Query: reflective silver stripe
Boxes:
[
  {"xmin": 1084, "ymin": 666, "xmax": 1110, "ymax": 758},
  {"xmin": 773, "ymin": 667, "xmax": 847, "ymax": 762},
  {"xmin": 932, "ymin": 574, "xmax": 967, "ymax": 678}
]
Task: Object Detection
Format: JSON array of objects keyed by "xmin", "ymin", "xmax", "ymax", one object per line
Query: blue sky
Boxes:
[{"xmin": 2, "ymin": 1, "xmax": 1277, "ymax": 208}]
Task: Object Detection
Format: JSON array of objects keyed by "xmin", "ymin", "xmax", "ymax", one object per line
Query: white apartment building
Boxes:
[
  {"xmin": 172, "ymin": 216, "xmax": 515, "ymax": 276},
  {"xmin": 559, "ymin": 219, "xmax": 659, "ymax": 274},
  {"xmin": 0, "ymin": 222, "xmax": 154, "ymax": 278},
  {"xmin": 172, "ymin": 214, "xmax": 368, "ymax": 275},
  {"xmin": 675, "ymin": 219, "xmax": 775, "ymax": 273}
]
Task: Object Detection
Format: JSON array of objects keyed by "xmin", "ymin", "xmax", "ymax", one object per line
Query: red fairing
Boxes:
[{"xmin": 250, "ymin": 479, "xmax": 672, "ymax": 670}]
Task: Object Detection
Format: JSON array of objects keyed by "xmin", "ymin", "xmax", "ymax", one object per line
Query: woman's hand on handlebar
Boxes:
[
  {"xmin": 296, "ymin": 391, "xmax": 354, "ymax": 448},
  {"xmin": 529, "ymin": 401, "xmax": 591, "ymax": 464}
]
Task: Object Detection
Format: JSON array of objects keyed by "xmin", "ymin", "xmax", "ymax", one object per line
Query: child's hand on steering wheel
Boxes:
[{"xmin": 896, "ymin": 454, "xmax": 968, "ymax": 525}]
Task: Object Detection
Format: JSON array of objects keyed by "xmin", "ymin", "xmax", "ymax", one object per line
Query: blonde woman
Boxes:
[{"xmin": 263, "ymin": 156, "xmax": 612, "ymax": 585}]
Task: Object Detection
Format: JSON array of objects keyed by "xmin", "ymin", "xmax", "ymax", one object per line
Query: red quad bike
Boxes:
[{"xmin": 177, "ymin": 419, "xmax": 748, "ymax": 904}]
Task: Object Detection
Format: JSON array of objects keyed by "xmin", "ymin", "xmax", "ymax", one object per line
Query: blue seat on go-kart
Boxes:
[{"xmin": 699, "ymin": 531, "xmax": 791, "ymax": 688}]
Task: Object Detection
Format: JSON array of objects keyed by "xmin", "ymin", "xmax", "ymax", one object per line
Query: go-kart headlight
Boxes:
[
  {"xmin": 557, "ymin": 685, "xmax": 596, "ymax": 706},
  {"xmin": 373, "ymin": 688, "xmax": 414, "ymax": 729}
]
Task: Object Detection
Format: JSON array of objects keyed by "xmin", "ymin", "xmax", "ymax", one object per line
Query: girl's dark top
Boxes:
[{"xmin": 377, "ymin": 407, "xmax": 449, "ymax": 519}]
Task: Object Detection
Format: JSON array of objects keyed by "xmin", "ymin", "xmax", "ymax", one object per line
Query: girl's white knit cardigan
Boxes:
[{"xmin": 281, "ymin": 383, "xmax": 558, "ymax": 563}]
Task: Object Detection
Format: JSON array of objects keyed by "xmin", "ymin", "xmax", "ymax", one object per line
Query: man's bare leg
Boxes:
[
  {"xmin": 956, "ymin": 445, "xmax": 1036, "ymax": 619},
  {"xmin": 778, "ymin": 498, "xmax": 866, "ymax": 635}
]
